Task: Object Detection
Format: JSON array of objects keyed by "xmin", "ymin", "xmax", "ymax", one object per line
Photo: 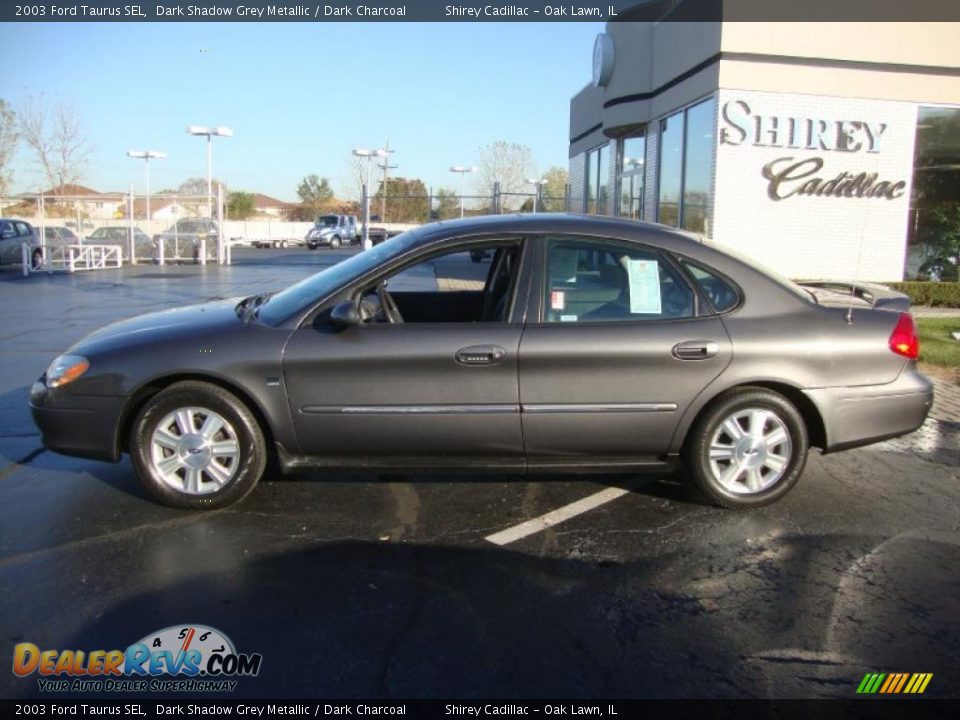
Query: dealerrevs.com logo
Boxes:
[{"xmin": 12, "ymin": 625, "xmax": 262, "ymax": 693}]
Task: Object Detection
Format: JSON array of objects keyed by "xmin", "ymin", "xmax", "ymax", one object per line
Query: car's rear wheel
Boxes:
[
  {"xmin": 31, "ymin": 249, "xmax": 43, "ymax": 270},
  {"xmin": 129, "ymin": 381, "xmax": 267, "ymax": 509},
  {"xmin": 682, "ymin": 388, "xmax": 808, "ymax": 508},
  {"xmin": 329, "ymin": 236, "xmax": 341, "ymax": 249}
]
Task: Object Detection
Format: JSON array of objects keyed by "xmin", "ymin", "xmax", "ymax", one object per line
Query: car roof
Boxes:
[{"xmin": 412, "ymin": 213, "xmax": 706, "ymax": 252}]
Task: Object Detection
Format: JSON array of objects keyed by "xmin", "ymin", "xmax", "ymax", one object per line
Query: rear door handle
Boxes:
[
  {"xmin": 455, "ymin": 345, "xmax": 506, "ymax": 366},
  {"xmin": 672, "ymin": 340, "xmax": 720, "ymax": 360}
]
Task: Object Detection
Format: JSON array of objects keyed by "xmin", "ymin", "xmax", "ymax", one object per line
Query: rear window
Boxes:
[{"xmin": 680, "ymin": 259, "xmax": 740, "ymax": 313}]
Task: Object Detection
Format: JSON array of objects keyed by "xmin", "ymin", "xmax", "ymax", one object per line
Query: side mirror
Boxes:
[{"xmin": 330, "ymin": 299, "xmax": 361, "ymax": 328}]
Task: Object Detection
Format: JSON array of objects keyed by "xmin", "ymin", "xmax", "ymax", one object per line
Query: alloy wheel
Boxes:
[
  {"xmin": 707, "ymin": 407, "xmax": 793, "ymax": 494},
  {"xmin": 150, "ymin": 406, "xmax": 240, "ymax": 495}
]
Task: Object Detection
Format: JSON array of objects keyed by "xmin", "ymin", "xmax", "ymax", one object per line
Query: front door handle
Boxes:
[
  {"xmin": 672, "ymin": 340, "xmax": 720, "ymax": 360},
  {"xmin": 455, "ymin": 345, "xmax": 506, "ymax": 366}
]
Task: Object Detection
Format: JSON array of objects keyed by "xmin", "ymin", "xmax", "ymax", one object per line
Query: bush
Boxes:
[{"xmin": 885, "ymin": 282, "xmax": 960, "ymax": 308}]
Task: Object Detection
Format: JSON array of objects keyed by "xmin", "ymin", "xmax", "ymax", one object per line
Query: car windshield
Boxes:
[
  {"xmin": 317, "ymin": 216, "xmax": 339, "ymax": 227},
  {"xmin": 257, "ymin": 229, "xmax": 424, "ymax": 325}
]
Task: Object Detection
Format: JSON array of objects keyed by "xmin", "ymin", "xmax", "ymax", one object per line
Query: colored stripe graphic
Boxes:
[{"xmin": 857, "ymin": 672, "xmax": 932, "ymax": 694}]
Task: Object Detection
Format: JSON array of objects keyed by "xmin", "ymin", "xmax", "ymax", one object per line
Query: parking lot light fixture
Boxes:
[
  {"xmin": 187, "ymin": 126, "xmax": 233, "ymax": 216},
  {"xmin": 127, "ymin": 150, "xmax": 167, "ymax": 221},
  {"xmin": 449, "ymin": 166, "xmax": 477, "ymax": 218},
  {"xmin": 354, "ymin": 147, "xmax": 389, "ymax": 250}
]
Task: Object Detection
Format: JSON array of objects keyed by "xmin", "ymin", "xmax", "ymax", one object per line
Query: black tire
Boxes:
[
  {"xmin": 681, "ymin": 387, "xmax": 808, "ymax": 509},
  {"xmin": 31, "ymin": 249, "xmax": 43, "ymax": 270},
  {"xmin": 329, "ymin": 236, "xmax": 341, "ymax": 249},
  {"xmin": 129, "ymin": 381, "xmax": 267, "ymax": 510}
]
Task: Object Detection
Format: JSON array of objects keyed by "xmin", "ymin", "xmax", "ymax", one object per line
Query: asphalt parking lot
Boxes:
[{"xmin": 1, "ymin": 248, "xmax": 958, "ymax": 699}]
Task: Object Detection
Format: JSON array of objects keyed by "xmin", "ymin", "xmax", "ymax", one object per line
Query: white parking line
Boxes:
[{"xmin": 484, "ymin": 486, "xmax": 631, "ymax": 546}]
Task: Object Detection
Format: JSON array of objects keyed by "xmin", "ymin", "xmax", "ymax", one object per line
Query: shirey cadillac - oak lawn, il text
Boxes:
[{"xmin": 30, "ymin": 215, "xmax": 932, "ymax": 510}]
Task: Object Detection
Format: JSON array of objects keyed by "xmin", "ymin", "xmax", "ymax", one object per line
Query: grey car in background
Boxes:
[
  {"xmin": 30, "ymin": 214, "xmax": 932, "ymax": 510},
  {"xmin": 0, "ymin": 218, "xmax": 38, "ymax": 266},
  {"xmin": 86, "ymin": 226, "xmax": 156, "ymax": 262},
  {"xmin": 154, "ymin": 218, "xmax": 219, "ymax": 261}
]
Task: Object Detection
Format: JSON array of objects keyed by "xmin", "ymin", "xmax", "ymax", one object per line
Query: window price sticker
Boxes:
[
  {"xmin": 550, "ymin": 289, "xmax": 566, "ymax": 310},
  {"xmin": 626, "ymin": 259, "xmax": 662, "ymax": 314}
]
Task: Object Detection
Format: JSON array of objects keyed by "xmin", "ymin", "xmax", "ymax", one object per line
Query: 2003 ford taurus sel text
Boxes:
[{"xmin": 30, "ymin": 215, "xmax": 933, "ymax": 509}]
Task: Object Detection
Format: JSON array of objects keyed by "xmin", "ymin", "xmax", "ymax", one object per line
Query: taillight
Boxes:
[{"xmin": 888, "ymin": 312, "xmax": 919, "ymax": 359}]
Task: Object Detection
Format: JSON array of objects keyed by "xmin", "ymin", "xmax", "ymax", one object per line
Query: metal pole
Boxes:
[
  {"xmin": 459, "ymin": 173, "xmax": 465, "ymax": 218},
  {"xmin": 361, "ymin": 181, "xmax": 370, "ymax": 250},
  {"xmin": 206, "ymin": 134, "xmax": 213, "ymax": 217},
  {"xmin": 128, "ymin": 183, "xmax": 134, "ymax": 264},
  {"xmin": 217, "ymin": 184, "xmax": 225, "ymax": 264},
  {"xmin": 145, "ymin": 158, "xmax": 151, "ymax": 221}
]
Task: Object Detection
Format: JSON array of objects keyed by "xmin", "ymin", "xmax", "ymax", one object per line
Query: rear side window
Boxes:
[
  {"xmin": 543, "ymin": 237, "xmax": 695, "ymax": 323},
  {"xmin": 680, "ymin": 259, "xmax": 740, "ymax": 313},
  {"xmin": 14, "ymin": 222, "xmax": 31, "ymax": 237}
]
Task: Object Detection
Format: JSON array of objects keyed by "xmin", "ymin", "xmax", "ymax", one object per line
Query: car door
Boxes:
[
  {"xmin": 518, "ymin": 234, "xmax": 732, "ymax": 460},
  {"xmin": 281, "ymin": 238, "xmax": 530, "ymax": 460}
]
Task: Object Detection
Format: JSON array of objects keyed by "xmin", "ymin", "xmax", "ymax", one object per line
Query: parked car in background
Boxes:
[
  {"xmin": 30, "ymin": 214, "xmax": 932, "ymax": 510},
  {"xmin": 0, "ymin": 218, "xmax": 38, "ymax": 267},
  {"xmin": 154, "ymin": 218, "xmax": 219, "ymax": 261},
  {"xmin": 86, "ymin": 226, "xmax": 156, "ymax": 262},
  {"xmin": 305, "ymin": 215, "xmax": 359, "ymax": 249}
]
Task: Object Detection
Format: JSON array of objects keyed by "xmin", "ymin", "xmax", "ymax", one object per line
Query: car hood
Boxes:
[{"xmin": 70, "ymin": 298, "xmax": 245, "ymax": 355}]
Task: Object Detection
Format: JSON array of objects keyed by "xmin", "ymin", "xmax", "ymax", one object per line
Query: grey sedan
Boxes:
[{"xmin": 30, "ymin": 215, "xmax": 932, "ymax": 510}]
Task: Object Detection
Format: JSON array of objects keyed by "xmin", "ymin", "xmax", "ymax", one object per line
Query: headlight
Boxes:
[{"xmin": 46, "ymin": 354, "xmax": 90, "ymax": 389}]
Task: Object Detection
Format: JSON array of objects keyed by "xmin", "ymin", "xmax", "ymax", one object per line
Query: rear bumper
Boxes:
[
  {"xmin": 805, "ymin": 368, "xmax": 934, "ymax": 453},
  {"xmin": 29, "ymin": 381, "xmax": 126, "ymax": 462}
]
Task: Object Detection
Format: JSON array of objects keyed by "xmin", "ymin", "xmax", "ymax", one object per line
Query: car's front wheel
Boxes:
[
  {"xmin": 129, "ymin": 381, "xmax": 267, "ymax": 509},
  {"xmin": 329, "ymin": 236, "xmax": 341, "ymax": 249},
  {"xmin": 682, "ymin": 388, "xmax": 808, "ymax": 508}
]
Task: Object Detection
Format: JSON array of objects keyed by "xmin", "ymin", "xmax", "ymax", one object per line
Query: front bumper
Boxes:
[
  {"xmin": 29, "ymin": 381, "xmax": 127, "ymax": 462},
  {"xmin": 804, "ymin": 368, "xmax": 934, "ymax": 453}
]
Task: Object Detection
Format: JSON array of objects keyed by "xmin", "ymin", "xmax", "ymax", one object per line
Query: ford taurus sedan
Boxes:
[{"xmin": 30, "ymin": 215, "xmax": 933, "ymax": 510}]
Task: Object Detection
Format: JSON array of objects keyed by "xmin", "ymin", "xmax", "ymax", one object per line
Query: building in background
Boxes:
[{"xmin": 569, "ymin": 17, "xmax": 960, "ymax": 281}]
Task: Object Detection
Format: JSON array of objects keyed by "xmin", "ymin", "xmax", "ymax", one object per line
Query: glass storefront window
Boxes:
[
  {"xmin": 620, "ymin": 133, "xmax": 646, "ymax": 219},
  {"xmin": 657, "ymin": 97, "xmax": 716, "ymax": 233},
  {"xmin": 908, "ymin": 106, "xmax": 960, "ymax": 281},
  {"xmin": 584, "ymin": 144, "xmax": 610, "ymax": 215},
  {"xmin": 657, "ymin": 112, "xmax": 683, "ymax": 227},
  {"xmin": 682, "ymin": 100, "xmax": 714, "ymax": 233}
]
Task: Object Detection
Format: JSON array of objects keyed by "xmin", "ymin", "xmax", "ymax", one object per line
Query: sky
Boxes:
[{"xmin": 1, "ymin": 22, "xmax": 605, "ymax": 202}]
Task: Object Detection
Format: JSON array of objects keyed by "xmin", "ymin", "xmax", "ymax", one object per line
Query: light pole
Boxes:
[
  {"xmin": 526, "ymin": 177, "xmax": 547, "ymax": 213},
  {"xmin": 126, "ymin": 150, "xmax": 167, "ymax": 221},
  {"xmin": 449, "ymin": 166, "xmax": 476, "ymax": 218},
  {"xmin": 354, "ymin": 147, "xmax": 388, "ymax": 250},
  {"xmin": 186, "ymin": 126, "xmax": 233, "ymax": 216}
]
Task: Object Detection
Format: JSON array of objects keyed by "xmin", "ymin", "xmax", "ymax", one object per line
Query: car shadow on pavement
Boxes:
[{"xmin": 14, "ymin": 531, "xmax": 959, "ymax": 701}]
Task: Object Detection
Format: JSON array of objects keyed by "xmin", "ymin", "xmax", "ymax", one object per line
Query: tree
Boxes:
[
  {"xmin": 539, "ymin": 166, "xmax": 569, "ymax": 212},
  {"xmin": 372, "ymin": 177, "xmax": 428, "ymax": 223},
  {"xmin": 19, "ymin": 95, "xmax": 92, "ymax": 196},
  {"xmin": 296, "ymin": 174, "xmax": 335, "ymax": 219},
  {"xmin": 227, "ymin": 191, "xmax": 256, "ymax": 219},
  {"xmin": 477, "ymin": 141, "xmax": 536, "ymax": 212},
  {"xmin": 434, "ymin": 188, "xmax": 460, "ymax": 220},
  {"xmin": 177, "ymin": 177, "xmax": 226, "ymax": 215},
  {"xmin": 0, "ymin": 99, "xmax": 17, "ymax": 196}
]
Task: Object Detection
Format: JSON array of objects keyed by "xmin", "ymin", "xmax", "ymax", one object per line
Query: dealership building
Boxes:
[{"xmin": 569, "ymin": 19, "xmax": 960, "ymax": 281}]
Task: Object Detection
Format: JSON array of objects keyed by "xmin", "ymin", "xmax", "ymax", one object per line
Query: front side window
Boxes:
[
  {"xmin": 543, "ymin": 237, "xmax": 694, "ymax": 323},
  {"xmin": 357, "ymin": 240, "xmax": 523, "ymax": 324}
]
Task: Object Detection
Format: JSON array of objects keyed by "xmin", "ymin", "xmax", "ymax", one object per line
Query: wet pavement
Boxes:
[{"xmin": 0, "ymin": 249, "xmax": 958, "ymax": 699}]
